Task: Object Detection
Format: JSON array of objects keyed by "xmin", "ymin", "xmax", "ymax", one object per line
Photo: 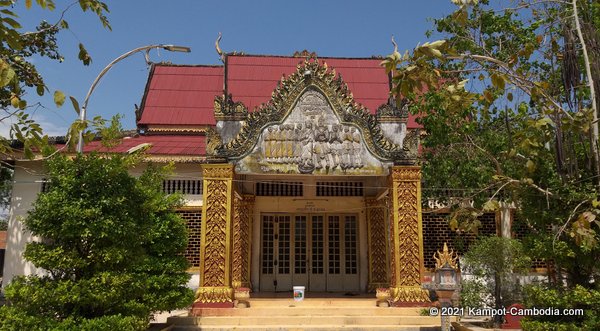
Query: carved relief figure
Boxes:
[
  {"xmin": 351, "ymin": 127, "xmax": 363, "ymax": 168},
  {"xmin": 285, "ymin": 124, "xmax": 294, "ymax": 162},
  {"xmin": 329, "ymin": 124, "xmax": 343, "ymax": 169},
  {"xmin": 246, "ymin": 89, "xmax": 387, "ymax": 175},
  {"xmin": 342, "ymin": 127, "xmax": 353, "ymax": 169},
  {"xmin": 264, "ymin": 127, "xmax": 274, "ymax": 160}
]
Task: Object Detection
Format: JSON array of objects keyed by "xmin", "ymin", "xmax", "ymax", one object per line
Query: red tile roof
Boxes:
[
  {"xmin": 226, "ymin": 55, "xmax": 389, "ymax": 114},
  {"xmin": 138, "ymin": 65, "xmax": 223, "ymax": 126},
  {"xmin": 137, "ymin": 54, "xmax": 420, "ymax": 130},
  {"xmin": 81, "ymin": 135, "xmax": 206, "ymax": 155}
]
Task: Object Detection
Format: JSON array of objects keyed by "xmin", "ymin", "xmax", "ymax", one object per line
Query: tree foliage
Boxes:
[
  {"xmin": 0, "ymin": 0, "xmax": 110, "ymax": 159},
  {"xmin": 383, "ymin": 0, "xmax": 600, "ymax": 328},
  {"xmin": 462, "ymin": 236, "xmax": 531, "ymax": 326},
  {"xmin": 0, "ymin": 154, "xmax": 194, "ymax": 330}
]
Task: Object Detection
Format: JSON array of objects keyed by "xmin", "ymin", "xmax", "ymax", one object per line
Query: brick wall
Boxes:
[
  {"xmin": 512, "ymin": 215, "xmax": 547, "ymax": 269},
  {"xmin": 177, "ymin": 211, "xmax": 202, "ymax": 269},
  {"xmin": 422, "ymin": 212, "xmax": 497, "ymax": 271}
]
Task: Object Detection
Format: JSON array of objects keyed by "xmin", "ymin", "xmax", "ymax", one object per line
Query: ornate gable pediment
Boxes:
[{"xmin": 209, "ymin": 59, "xmax": 418, "ymax": 175}]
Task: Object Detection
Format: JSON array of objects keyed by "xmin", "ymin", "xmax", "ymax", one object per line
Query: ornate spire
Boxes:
[{"xmin": 433, "ymin": 243, "xmax": 459, "ymax": 270}]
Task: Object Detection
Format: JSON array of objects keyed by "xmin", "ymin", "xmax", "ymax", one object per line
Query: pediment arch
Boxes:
[{"xmin": 209, "ymin": 59, "xmax": 417, "ymax": 174}]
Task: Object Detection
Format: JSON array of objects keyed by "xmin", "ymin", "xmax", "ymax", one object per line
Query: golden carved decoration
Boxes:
[
  {"xmin": 395, "ymin": 181, "xmax": 422, "ymax": 286},
  {"xmin": 140, "ymin": 155, "xmax": 206, "ymax": 163},
  {"xmin": 389, "ymin": 166, "xmax": 428, "ymax": 303},
  {"xmin": 231, "ymin": 194, "xmax": 254, "ymax": 289},
  {"xmin": 389, "ymin": 286, "xmax": 430, "ymax": 303},
  {"xmin": 202, "ymin": 163, "xmax": 234, "ymax": 179},
  {"xmin": 293, "ymin": 50, "xmax": 317, "ymax": 58},
  {"xmin": 146, "ymin": 125, "xmax": 208, "ymax": 133},
  {"xmin": 206, "ymin": 127, "xmax": 225, "ymax": 157},
  {"xmin": 199, "ymin": 164, "xmax": 233, "ymax": 290},
  {"xmin": 376, "ymin": 100, "xmax": 409, "ymax": 123},
  {"xmin": 194, "ymin": 286, "xmax": 233, "ymax": 303},
  {"xmin": 366, "ymin": 198, "xmax": 388, "ymax": 291},
  {"xmin": 391, "ymin": 166, "xmax": 421, "ymax": 182},
  {"xmin": 214, "ymin": 93, "xmax": 248, "ymax": 121},
  {"xmin": 434, "ymin": 242, "xmax": 458, "ymax": 270},
  {"xmin": 212, "ymin": 59, "xmax": 415, "ymax": 163}
]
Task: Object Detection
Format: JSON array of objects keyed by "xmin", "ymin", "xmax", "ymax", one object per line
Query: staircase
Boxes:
[{"xmin": 167, "ymin": 298, "xmax": 444, "ymax": 330}]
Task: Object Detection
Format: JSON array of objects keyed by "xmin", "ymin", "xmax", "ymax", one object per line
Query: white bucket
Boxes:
[{"xmin": 293, "ymin": 286, "xmax": 305, "ymax": 301}]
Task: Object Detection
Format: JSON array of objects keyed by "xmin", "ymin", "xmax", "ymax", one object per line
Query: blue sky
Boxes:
[{"xmin": 6, "ymin": 1, "xmax": 458, "ymax": 136}]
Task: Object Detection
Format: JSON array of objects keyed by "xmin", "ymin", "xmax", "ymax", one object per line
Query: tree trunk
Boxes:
[
  {"xmin": 494, "ymin": 272, "xmax": 504, "ymax": 327},
  {"xmin": 573, "ymin": 0, "xmax": 600, "ymax": 188}
]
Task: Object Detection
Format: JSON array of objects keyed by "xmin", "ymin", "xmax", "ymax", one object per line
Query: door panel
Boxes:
[
  {"xmin": 259, "ymin": 215, "xmax": 275, "ymax": 291},
  {"xmin": 292, "ymin": 215, "xmax": 308, "ymax": 286},
  {"xmin": 260, "ymin": 213, "xmax": 360, "ymax": 292}
]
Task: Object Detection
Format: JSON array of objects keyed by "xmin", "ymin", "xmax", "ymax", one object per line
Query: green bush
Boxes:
[
  {"xmin": 0, "ymin": 154, "xmax": 194, "ymax": 330},
  {"xmin": 461, "ymin": 236, "xmax": 531, "ymax": 326},
  {"xmin": 521, "ymin": 284, "xmax": 600, "ymax": 330}
]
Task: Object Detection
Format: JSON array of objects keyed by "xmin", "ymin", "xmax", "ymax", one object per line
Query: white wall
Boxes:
[
  {"xmin": 2, "ymin": 160, "xmax": 45, "ymax": 288},
  {"xmin": 2, "ymin": 160, "xmax": 203, "ymax": 290}
]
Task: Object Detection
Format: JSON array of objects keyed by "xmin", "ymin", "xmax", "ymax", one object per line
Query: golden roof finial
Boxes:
[{"xmin": 433, "ymin": 242, "xmax": 458, "ymax": 270}]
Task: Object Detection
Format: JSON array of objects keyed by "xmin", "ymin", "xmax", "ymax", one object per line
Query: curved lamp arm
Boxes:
[{"xmin": 76, "ymin": 44, "xmax": 191, "ymax": 153}]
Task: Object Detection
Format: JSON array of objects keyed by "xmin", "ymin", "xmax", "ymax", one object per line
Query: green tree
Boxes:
[
  {"xmin": 0, "ymin": 0, "xmax": 110, "ymax": 159},
  {"xmin": 382, "ymin": 0, "xmax": 600, "ymax": 328},
  {"xmin": 0, "ymin": 154, "xmax": 194, "ymax": 330},
  {"xmin": 462, "ymin": 237, "xmax": 531, "ymax": 326}
]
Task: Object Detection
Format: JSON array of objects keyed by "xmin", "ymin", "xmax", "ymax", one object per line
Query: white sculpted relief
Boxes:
[{"xmin": 235, "ymin": 90, "xmax": 390, "ymax": 175}]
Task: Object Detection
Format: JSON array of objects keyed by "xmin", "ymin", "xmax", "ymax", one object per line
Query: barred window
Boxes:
[
  {"xmin": 256, "ymin": 181, "xmax": 303, "ymax": 196},
  {"xmin": 163, "ymin": 179, "xmax": 203, "ymax": 195},
  {"xmin": 316, "ymin": 182, "xmax": 363, "ymax": 197}
]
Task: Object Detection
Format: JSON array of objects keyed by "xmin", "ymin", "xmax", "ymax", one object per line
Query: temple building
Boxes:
[{"xmin": 2, "ymin": 52, "xmax": 511, "ymax": 306}]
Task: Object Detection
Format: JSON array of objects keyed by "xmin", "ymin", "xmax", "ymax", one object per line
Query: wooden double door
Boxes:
[{"xmin": 259, "ymin": 213, "xmax": 359, "ymax": 292}]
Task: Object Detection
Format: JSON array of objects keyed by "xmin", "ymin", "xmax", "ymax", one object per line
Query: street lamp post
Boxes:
[{"xmin": 76, "ymin": 44, "xmax": 191, "ymax": 153}]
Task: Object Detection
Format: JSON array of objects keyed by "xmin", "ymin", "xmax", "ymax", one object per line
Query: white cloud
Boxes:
[{"xmin": 0, "ymin": 111, "xmax": 69, "ymax": 140}]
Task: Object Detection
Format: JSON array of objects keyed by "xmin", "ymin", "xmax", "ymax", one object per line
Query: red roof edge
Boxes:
[
  {"xmin": 136, "ymin": 63, "xmax": 157, "ymax": 130},
  {"xmin": 136, "ymin": 63, "xmax": 225, "ymax": 129},
  {"xmin": 225, "ymin": 52, "xmax": 386, "ymax": 61}
]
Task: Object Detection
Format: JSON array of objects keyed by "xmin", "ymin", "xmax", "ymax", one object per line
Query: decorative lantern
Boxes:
[{"xmin": 433, "ymin": 243, "xmax": 459, "ymax": 290}]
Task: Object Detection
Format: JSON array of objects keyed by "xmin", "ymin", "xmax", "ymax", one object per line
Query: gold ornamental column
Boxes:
[
  {"xmin": 366, "ymin": 198, "xmax": 389, "ymax": 292},
  {"xmin": 194, "ymin": 164, "xmax": 235, "ymax": 308},
  {"xmin": 389, "ymin": 166, "xmax": 430, "ymax": 304},
  {"xmin": 231, "ymin": 194, "xmax": 254, "ymax": 289}
]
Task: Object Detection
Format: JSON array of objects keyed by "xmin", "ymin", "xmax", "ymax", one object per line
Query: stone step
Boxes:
[
  {"xmin": 168, "ymin": 315, "xmax": 442, "ymax": 327},
  {"xmin": 170, "ymin": 325, "xmax": 441, "ymax": 331},
  {"xmin": 194, "ymin": 307, "xmax": 424, "ymax": 317},
  {"xmin": 248, "ymin": 298, "xmax": 377, "ymax": 308}
]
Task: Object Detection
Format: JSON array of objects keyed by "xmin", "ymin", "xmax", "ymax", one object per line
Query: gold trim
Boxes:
[
  {"xmin": 231, "ymin": 193, "xmax": 253, "ymax": 289},
  {"xmin": 389, "ymin": 286, "xmax": 430, "ymax": 303},
  {"xmin": 201, "ymin": 164, "xmax": 234, "ymax": 179},
  {"xmin": 366, "ymin": 198, "xmax": 389, "ymax": 291},
  {"xmin": 199, "ymin": 164, "xmax": 234, "ymax": 289},
  {"xmin": 389, "ymin": 166, "xmax": 428, "ymax": 303},
  {"xmin": 194, "ymin": 286, "xmax": 233, "ymax": 303},
  {"xmin": 146, "ymin": 125, "xmax": 208, "ymax": 133}
]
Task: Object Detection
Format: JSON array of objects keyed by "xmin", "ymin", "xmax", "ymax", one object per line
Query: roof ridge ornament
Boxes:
[
  {"xmin": 293, "ymin": 50, "xmax": 317, "ymax": 59},
  {"xmin": 215, "ymin": 32, "xmax": 224, "ymax": 63},
  {"xmin": 214, "ymin": 93, "xmax": 248, "ymax": 121},
  {"xmin": 207, "ymin": 59, "xmax": 418, "ymax": 164}
]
